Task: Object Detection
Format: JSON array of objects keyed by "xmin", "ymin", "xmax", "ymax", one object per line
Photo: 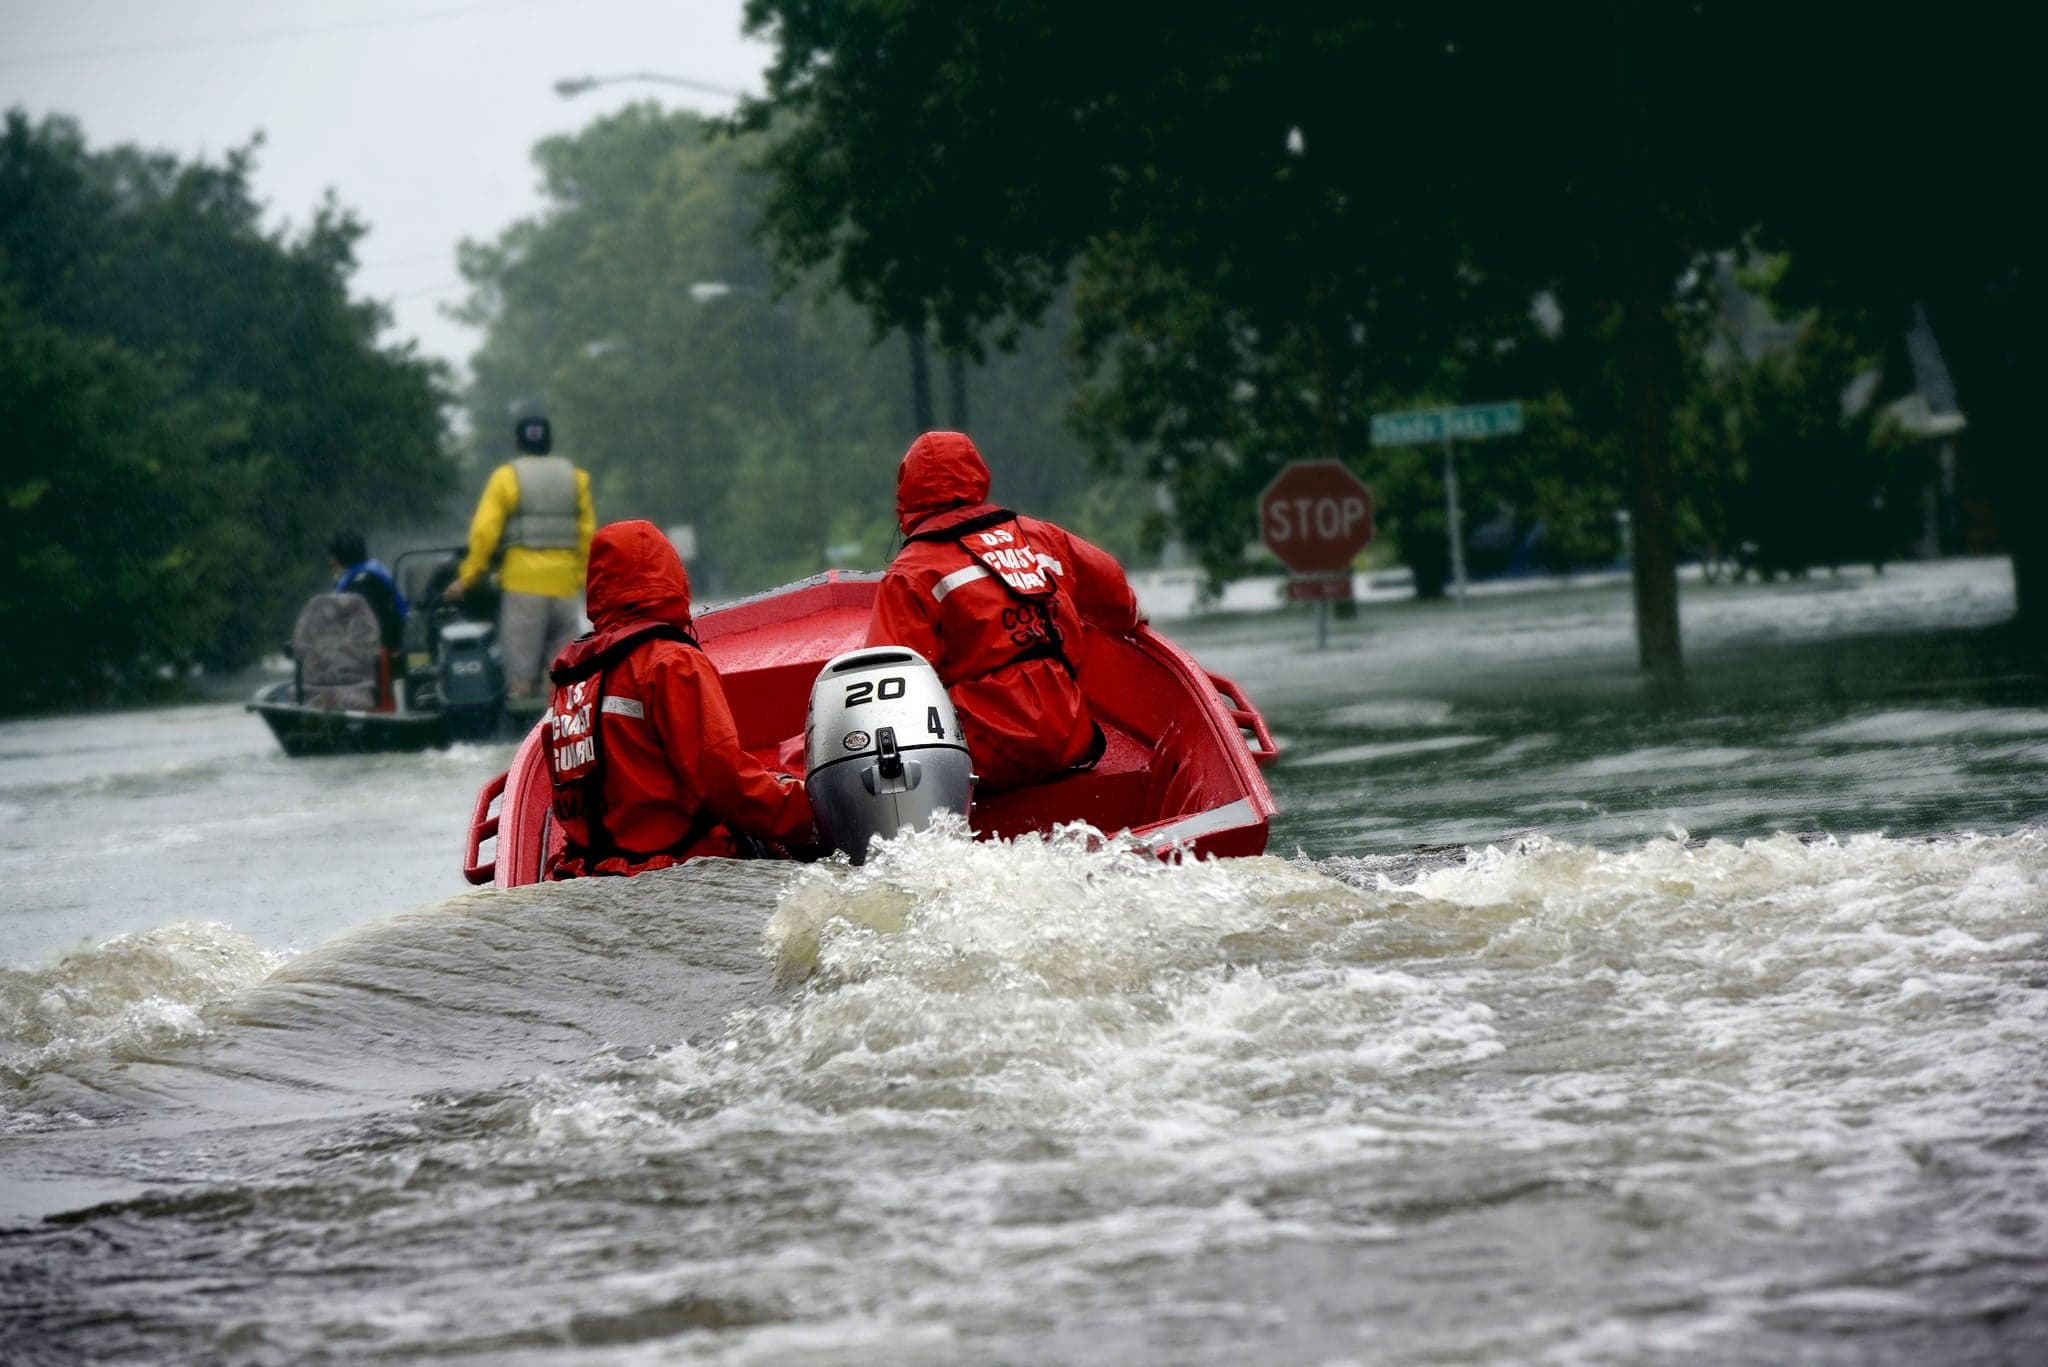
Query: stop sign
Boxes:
[{"xmin": 1259, "ymin": 461, "xmax": 1375, "ymax": 574}]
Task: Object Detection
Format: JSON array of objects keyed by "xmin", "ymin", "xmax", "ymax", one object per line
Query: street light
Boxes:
[{"xmin": 552, "ymin": 71, "xmax": 747, "ymax": 100}]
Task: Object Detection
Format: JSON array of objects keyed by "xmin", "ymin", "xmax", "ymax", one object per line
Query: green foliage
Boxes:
[
  {"xmin": 456, "ymin": 104, "xmax": 1129, "ymax": 596},
  {"xmin": 0, "ymin": 291, "xmax": 261, "ymax": 710},
  {"xmin": 735, "ymin": 2, "xmax": 1755, "ymax": 639},
  {"xmin": 739, "ymin": 2, "xmax": 2042, "ymax": 654},
  {"xmin": 1690, "ymin": 315, "xmax": 1890, "ymax": 577},
  {"xmin": 1750, "ymin": 16, "xmax": 2039, "ymax": 624},
  {"xmin": 0, "ymin": 111, "xmax": 454, "ymax": 708}
]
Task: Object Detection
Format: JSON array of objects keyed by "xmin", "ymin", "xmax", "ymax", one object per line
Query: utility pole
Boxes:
[
  {"xmin": 946, "ymin": 350, "xmax": 969, "ymax": 430},
  {"xmin": 907, "ymin": 326, "xmax": 935, "ymax": 433}
]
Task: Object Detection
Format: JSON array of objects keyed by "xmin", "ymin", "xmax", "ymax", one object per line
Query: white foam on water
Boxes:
[
  {"xmin": 1801, "ymin": 707, "xmax": 2048, "ymax": 745},
  {"xmin": 1559, "ymin": 745, "xmax": 1766, "ymax": 779},
  {"xmin": 1293, "ymin": 736, "xmax": 1492, "ymax": 768},
  {"xmin": 1317, "ymin": 699, "xmax": 1458, "ymax": 729},
  {"xmin": 465, "ymin": 826, "xmax": 1539, "ymax": 1339},
  {"xmin": 1975, "ymin": 740, "xmax": 2048, "ymax": 766},
  {"xmin": 1468, "ymin": 734, "xmax": 1559, "ymax": 768},
  {"xmin": 0, "ymin": 921, "xmax": 287, "ymax": 1086},
  {"xmin": 188, "ymin": 822, "xmax": 2047, "ymax": 1361}
]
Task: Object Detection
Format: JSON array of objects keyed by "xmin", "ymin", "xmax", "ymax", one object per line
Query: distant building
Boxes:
[
  {"xmin": 1710, "ymin": 254, "xmax": 1977, "ymax": 564},
  {"xmin": 1710, "ymin": 253, "xmax": 1801, "ymax": 363}
]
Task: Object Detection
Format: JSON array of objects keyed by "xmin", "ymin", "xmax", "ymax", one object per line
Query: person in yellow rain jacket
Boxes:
[{"xmin": 443, "ymin": 414, "xmax": 596, "ymax": 702}]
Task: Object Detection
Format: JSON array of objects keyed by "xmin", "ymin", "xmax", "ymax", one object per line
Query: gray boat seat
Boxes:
[{"xmin": 293, "ymin": 593, "xmax": 383, "ymax": 710}]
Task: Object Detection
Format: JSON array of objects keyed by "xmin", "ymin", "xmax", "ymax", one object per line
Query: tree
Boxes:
[
  {"xmin": 750, "ymin": 6, "xmax": 2048, "ymax": 682},
  {"xmin": 1697, "ymin": 315, "xmax": 1886, "ymax": 580},
  {"xmin": 738, "ymin": 3, "xmax": 1790, "ymax": 687},
  {"xmin": 0, "ymin": 111, "xmax": 454, "ymax": 708},
  {"xmin": 1746, "ymin": 15, "xmax": 2038, "ymax": 636},
  {"xmin": 456, "ymin": 104, "xmax": 1127, "ymax": 595},
  {"xmin": 0, "ymin": 290, "xmax": 263, "ymax": 710}
]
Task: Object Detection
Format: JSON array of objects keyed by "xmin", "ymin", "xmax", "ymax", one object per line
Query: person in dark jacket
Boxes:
[
  {"xmin": 865, "ymin": 431, "xmax": 1141, "ymax": 793},
  {"xmin": 328, "ymin": 530, "xmax": 407, "ymax": 652},
  {"xmin": 545, "ymin": 520, "xmax": 814, "ymax": 878}
]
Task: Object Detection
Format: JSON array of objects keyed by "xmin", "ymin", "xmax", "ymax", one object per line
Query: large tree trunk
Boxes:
[
  {"xmin": 1609, "ymin": 0, "xmax": 1684, "ymax": 693},
  {"xmin": 1981, "ymin": 405, "xmax": 2045, "ymax": 644},
  {"xmin": 1925, "ymin": 286, "xmax": 2042, "ymax": 646},
  {"xmin": 1621, "ymin": 279, "xmax": 1684, "ymax": 693},
  {"xmin": 2013, "ymin": 538, "xmax": 2046, "ymax": 631}
]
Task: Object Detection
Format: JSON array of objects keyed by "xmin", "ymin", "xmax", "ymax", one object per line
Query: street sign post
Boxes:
[
  {"xmin": 1284, "ymin": 576, "xmax": 1354, "ymax": 603},
  {"xmin": 1369, "ymin": 400, "xmax": 1524, "ymax": 607},
  {"xmin": 1259, "ymin": 461, "xmax": 1375, "ymax": 648}
]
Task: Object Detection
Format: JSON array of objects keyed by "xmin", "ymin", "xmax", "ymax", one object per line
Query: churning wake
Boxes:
[{"xmin": 5, "ymin": 824, "xmax": 2046, "ymax": 1364}]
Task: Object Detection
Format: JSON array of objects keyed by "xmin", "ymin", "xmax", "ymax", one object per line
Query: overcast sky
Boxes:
[{"xmin": 0, "ymin": 0, "xmax": 772, "ymax": 373}]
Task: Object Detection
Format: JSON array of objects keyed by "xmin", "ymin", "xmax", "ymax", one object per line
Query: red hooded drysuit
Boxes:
[
  {"xmin": 866, "ymin": 431, "xmax": 1141, "ymax": 793},
  {"xmin": 546, "ymin": 520, "xmax": 813, "ymax": 878}
]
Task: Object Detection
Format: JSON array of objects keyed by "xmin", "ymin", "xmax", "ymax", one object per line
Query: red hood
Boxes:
[
  {"xmin": 896, "ymin": 431, "xmax": 991, "ymax": 534},
  {"xmin": 583, "ymin": 520, "xmax": 693, "ymax": 633}
]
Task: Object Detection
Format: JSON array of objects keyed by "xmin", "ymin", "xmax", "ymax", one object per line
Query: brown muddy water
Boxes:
[{"xmin": 4, "ymin": 558, "xmax": 2044, "ymax": 1364}]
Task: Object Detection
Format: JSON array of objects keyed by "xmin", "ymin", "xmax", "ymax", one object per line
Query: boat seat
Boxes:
[
  {"xmin": 293, "ymin": 593, "xmax": 382, "ymax": 710},
  {"xmin": 971, "ymin": 724, "xmax": 1152, "ymax": 840}
]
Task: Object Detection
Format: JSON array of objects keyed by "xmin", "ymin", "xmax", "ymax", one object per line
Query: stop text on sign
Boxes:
[{"xmin": 1265, "ymin": 494, "xmax": 1370, "ymax": 544}]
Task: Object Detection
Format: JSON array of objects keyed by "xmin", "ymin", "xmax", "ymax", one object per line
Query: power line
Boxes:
[
  {"xmin": 0, "ymin": 0, "xmax": 600, "ymax": 70},
  {"xmin": 382, "ymin": 280, "xmax": 471, "ymax": 303},
  {"xmin": 359, "ymin": 250, "xmax": 459, "ymax": 271}
]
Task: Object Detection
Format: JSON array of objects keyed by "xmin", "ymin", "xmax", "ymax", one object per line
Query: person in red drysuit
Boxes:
[
  {"xmin": 865, "ymin": 431, "xmax": 1142, "ymax": 793},
  {"xmin": 545, "ymin": 520, "xmax": 813, "ymax": 878}
]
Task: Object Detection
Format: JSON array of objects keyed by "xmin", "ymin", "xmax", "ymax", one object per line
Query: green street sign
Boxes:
[{"xmin": 1369, "ymin": 401, "xmax": 1524, "ymax": 447}]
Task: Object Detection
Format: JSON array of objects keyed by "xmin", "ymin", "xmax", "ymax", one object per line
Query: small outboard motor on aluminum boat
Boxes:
[
  {"xmin": 436, "ymin": 618, "xmax": 506, "ymax": 740},
  {"xmin": 805, "ymin": 647, "xmax": 972, "ymax": 863}
]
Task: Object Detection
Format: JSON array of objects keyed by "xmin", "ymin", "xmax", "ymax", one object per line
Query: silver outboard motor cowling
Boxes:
[{"xmin": 805, "ymin": 647, "xmax": 972, "ymax": 863}]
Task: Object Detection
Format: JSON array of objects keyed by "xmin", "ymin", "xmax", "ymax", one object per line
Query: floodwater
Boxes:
[{"xmin": 4, "ymin": 558, "xmax": 2045, "ymax": 1364}]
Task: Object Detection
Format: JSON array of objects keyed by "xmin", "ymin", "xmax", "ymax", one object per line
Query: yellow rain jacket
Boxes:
[{"xmin": 455, "ymin": 460, "xmax": 596, "ymax": 600}]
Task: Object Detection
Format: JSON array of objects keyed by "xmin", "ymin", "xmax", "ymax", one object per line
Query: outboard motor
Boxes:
[
  {"xmin": 399, "ymin": 607, "xmax": 438, "ymax": 712},
  {"xmin": 805, "ymin": 647, "xmax": 972, "ymax": 863},
  {"xmin": 436, "ymin": 618, "xmax": 506, "ymax": 740}
]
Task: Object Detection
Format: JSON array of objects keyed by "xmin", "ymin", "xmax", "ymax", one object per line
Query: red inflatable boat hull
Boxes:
[{"xmin": 464, "ymin": 571, "xmax": 1277, "ymax": 887}]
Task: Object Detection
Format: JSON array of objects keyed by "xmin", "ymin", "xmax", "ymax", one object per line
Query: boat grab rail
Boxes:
[
  {"xmin": 463, "ymin": 768, "xmax": 507, "ymax": 885},
  {"xmin": 1205, "ymin": 668, "xmax": 1279, "ymax": 766}
]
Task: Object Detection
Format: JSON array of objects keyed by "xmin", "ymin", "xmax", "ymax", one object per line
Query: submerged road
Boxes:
[{"xmin": 3, "ymin": 556, "xmax": 2044, "ymax": 1363}]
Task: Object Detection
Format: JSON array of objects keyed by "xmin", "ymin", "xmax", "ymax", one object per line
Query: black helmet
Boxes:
[
  {"xmin": 327, "ymin": 529, "xmax": 366, "ymax": 567},
  {"xmin": 513, "ymin": 414, "xmax": 553, "ymax": 455}
]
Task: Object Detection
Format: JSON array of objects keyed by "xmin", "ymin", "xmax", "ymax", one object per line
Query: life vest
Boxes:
[
  {"xmin": 508, "ymin": 456, "xmax": 580, "ymax": 551},
  {"xmin": 903, "ymin": 507, "xmax": 1076, "ymax": 679},
  {"xmin": 545, "ymin": 621, "xmax": 719, "ymax": 867}
]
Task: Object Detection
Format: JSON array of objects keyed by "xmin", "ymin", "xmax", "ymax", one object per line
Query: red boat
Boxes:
[{"xmin": 463, "ymin": 571, "xmax": 1277, "ymax": 887}]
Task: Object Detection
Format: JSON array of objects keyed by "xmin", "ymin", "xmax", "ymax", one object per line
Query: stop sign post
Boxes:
[{"xmin": 1259, "ymin": 461, "xmax": 1375, "ymax": 647}]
